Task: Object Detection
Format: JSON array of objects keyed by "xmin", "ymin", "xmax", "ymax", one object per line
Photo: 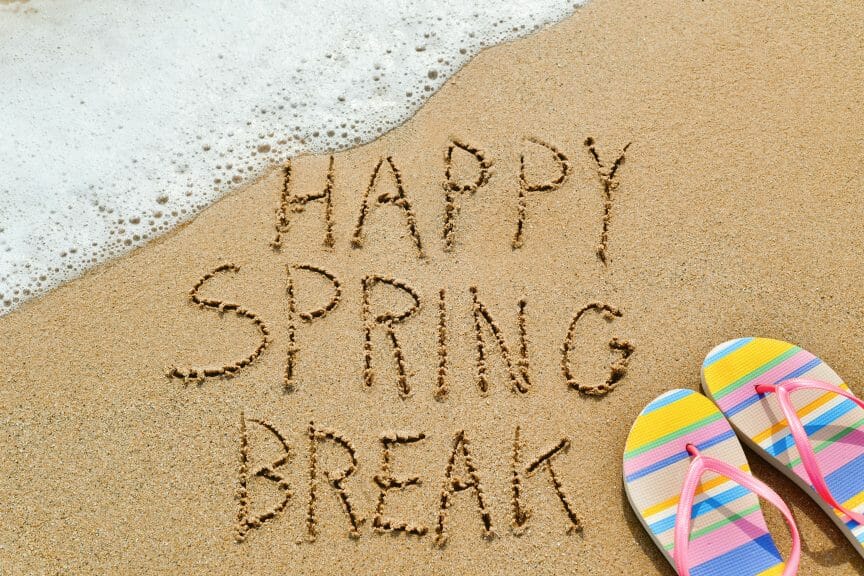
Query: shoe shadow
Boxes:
[
  {"xmin": 745, "ymin": 444, "xmax": 864, "ymax": 572},
  {"xmin": 620, "ymin": 482, "xmax": 676, "ymax": 575}
]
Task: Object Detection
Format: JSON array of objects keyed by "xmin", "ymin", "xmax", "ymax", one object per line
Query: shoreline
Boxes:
[
  {"xmin": 0, "ymin": 0, "xmax": 584, "ymax": 317},
  {"xmin": 3, "ymin": 0, "xmax": 864, "ymax": 574}
]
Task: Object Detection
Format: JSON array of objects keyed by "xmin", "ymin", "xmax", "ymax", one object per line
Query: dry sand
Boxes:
[{"xmin": 3, "ymin": 0, "xmax": 864, "ymax": 573}]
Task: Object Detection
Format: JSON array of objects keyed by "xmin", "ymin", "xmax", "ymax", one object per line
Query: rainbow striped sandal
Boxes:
[
  {"xmin": 703, "ymin": 337, "xmax": 864, "ymax": 557},
  {"xmin": 624, "ymin": 389, "xmax": 801, "ymax": 576}
]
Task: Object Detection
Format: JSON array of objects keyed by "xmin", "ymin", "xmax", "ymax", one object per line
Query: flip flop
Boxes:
[
  {"xmin": 702, "ymin": 337, "xmax": 864, "ymax": 557},
  {"xmin": 624, "ymin": 388, "xmax": 800, "ymax": 576}
]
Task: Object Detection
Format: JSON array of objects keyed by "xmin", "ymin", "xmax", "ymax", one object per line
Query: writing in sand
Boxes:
[{"xmin": 168, "ymin": 135, "xmax": 635, "ymax": 546}]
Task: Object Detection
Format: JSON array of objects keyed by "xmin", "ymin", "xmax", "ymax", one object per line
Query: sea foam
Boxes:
[{"xmin": 0, "ymin": 0, "xmax": 583, "ymax": 314}]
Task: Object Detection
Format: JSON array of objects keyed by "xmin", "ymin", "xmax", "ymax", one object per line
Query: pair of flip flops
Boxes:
[{"xmin": 624, "ymin": 337, "xmax": 864, "ymax": 575}]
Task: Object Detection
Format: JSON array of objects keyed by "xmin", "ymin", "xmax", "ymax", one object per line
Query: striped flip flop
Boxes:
[
  {"xmin": 624, "ymin": 389, "xmax": 800, "ymax": 576},
  {"xmin": 702, "ymin": 337, "xmax": 864, "ymax": 557}
]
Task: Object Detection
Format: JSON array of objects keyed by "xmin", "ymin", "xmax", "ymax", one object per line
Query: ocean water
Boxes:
[{"xmin": 0, "ymin": 0, "xmax": 583, "ymax": 315}]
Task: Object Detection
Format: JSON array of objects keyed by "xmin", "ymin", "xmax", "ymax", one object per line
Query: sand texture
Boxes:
[{"xmin": 3, "ymin": 0, "xmax": 864, "ymax": 573}]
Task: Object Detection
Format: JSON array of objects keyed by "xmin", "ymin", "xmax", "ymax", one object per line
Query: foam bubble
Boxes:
[{"xmin": 0, "ymin": 0, "xmax": 584, "ymax": 315}]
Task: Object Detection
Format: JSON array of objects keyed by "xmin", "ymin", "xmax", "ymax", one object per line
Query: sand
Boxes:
[{"xmin": 2, "ymin": 0, "xmax": 864, "ymax": 573}]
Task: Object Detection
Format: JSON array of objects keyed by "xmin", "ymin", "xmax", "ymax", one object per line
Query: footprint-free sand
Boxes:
[{"xmin": 2, "ymin": 0, "xmax": 864, "ymax": 573}]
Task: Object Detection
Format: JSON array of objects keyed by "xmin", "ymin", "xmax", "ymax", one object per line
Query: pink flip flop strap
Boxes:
[
  {"xmin": 755, "ymin": 377, "xmax": 864, "ymax": 526},
  {"xmin": 673, "ymin": 444, "xmax": 801, "ymax": 576}
]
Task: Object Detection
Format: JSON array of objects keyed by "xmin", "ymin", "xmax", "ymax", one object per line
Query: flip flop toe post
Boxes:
[
  {"xmin": 703, "ymin": 337, "xmax": 864, "ymax": 557},
  {"xmin": 624, "ymin": 389, "xmax": 800, "ymax": 576}
]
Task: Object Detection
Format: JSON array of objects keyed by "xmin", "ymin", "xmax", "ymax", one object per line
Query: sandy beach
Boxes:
[{"xmin": 2, "ymin": 0, "xmax": 864, "ymax": 573}]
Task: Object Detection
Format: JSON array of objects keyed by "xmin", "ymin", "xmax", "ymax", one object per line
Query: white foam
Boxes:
[{"xmin": 0, "ymin": 0, "xmax": 583, "ymax": 314}]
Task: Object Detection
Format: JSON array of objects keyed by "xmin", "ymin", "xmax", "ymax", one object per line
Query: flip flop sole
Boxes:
[
  {"xmin": 624, "ymin": 388, "xmax": 786, "ymax": 576},
  {"xmin": 702, "ymin": 337, "xmax": 864, "ymax": 556}
]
